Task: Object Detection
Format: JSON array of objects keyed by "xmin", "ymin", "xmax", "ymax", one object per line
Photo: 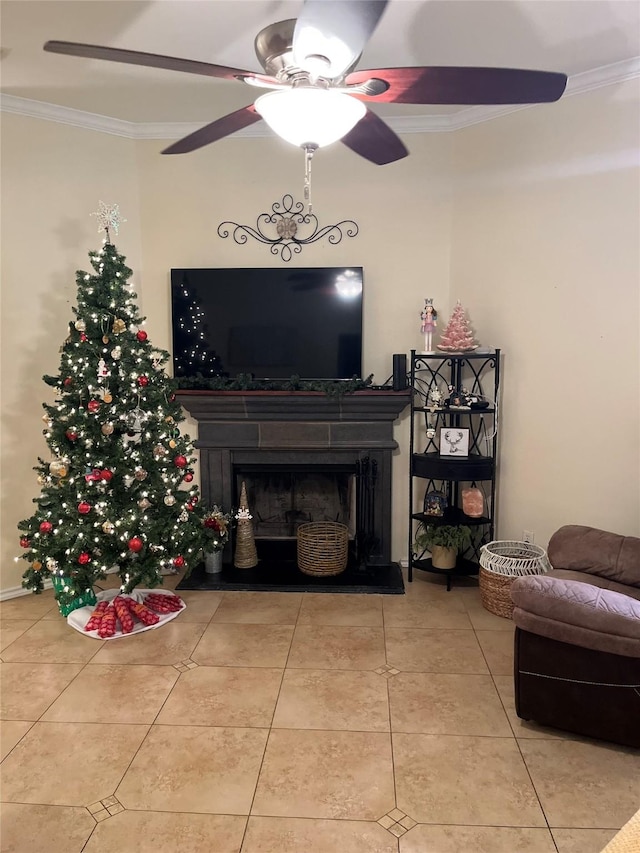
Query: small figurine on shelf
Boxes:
[
  {"xmin": 420, "ymin": 298, "xmax": 438, "ymax": 354},
  {"xmin": 445, "ymin": 386, "xmax": 471, "ymax": 409},
  {"xmin": 428, "ymin": 387, "xmax": 443, "ymax": 411},
  {"xmin": 424, "ymin": 490, "xmax": 448, "ymax": 516}
]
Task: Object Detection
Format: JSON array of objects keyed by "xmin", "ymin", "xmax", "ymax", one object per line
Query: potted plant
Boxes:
[
  {"xmin": 201, "ymin": 505, "xmax": 232, "ymax": 574},
  {"xmin": 415, "ymin": 524, "xmax": 472, "ymax": 570}
]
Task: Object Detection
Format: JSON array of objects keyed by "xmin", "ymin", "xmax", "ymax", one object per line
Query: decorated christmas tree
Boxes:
[
  {"xmin": 437, "ymin": 301, "xmax": 478, "ymax": 352},
  {"xmin": 18, "ymin": 203, "xmax": 204, "ymax": 614}
]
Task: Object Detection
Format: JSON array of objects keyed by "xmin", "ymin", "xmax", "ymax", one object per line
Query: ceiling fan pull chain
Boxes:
[{"xmin": 303, "ymin": 144, "xmax": 317, "ymax": 214}]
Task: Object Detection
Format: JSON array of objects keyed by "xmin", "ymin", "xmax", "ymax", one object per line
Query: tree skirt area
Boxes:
[{"xmin": 68, "ymin": 588, "xmax": 186, "ymax": 639}]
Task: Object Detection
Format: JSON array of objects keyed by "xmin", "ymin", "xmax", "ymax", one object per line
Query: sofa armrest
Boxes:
[{"xmin": 511, "ymin": 575, "xmax": 640, "ymax": 657}]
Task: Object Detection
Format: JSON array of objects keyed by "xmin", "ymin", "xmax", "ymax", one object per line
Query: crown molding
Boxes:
[
  {"xmin": 1, "ymin": 56, "xmax": 638, "ymax": 139},
  {"xmin": 0, "ymin": 94, "xmax": 136, "ymax": 137}
]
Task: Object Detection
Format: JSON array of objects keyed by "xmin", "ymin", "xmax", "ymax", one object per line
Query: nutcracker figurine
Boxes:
[{"xmin": 420, "ymin": 298, "xmax": 438, "ymax": 354}]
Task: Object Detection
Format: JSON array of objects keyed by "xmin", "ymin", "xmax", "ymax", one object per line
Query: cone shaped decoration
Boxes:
[
  {"xmin": 437, "ymin": 301, "xmax": 478, "ymax": 352},
  {"xmin": 234, "ymin": 481, "xmax": 258, "ymax": 568}
]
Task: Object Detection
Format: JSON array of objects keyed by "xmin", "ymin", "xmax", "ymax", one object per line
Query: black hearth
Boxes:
[{"xmin": 174, "ymin": 390, "xmax": 410, "ymax": 593}]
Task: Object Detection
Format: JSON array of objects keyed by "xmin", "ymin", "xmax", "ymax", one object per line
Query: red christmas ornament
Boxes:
[
  {"xmin": 100, "ymin": 469, "xmax": 113, "ymax": 482},
  {"xmin": 84, "ymin": 468, "xmax": 102, "ymax": 483},
  {"xmin": 186, "ymin": 502, "xmax": 195, "ymax": 512},
  {"xmin": 80, "ymin": 333, "xmax": 88, "ymax": 342},
  {"xmin": 174, "ymin": 455, "xmax": 187, "ymax": 468},
  {"xmin": 183, "ymin": 472, "xmax": 194, "ymax": 483},
  {"xmin": 190, "ymin": 495, "xmax": 199, "ymax": 505},
  {"xmin": 63, "ymin": 377, "xmax": 73, "ymax": 387},
  {"xmin": 78, "ymin": 552, "xmax": 92, "ymax": 565},
  {"xmin": 39, "ymin": 521, "xmax": 53, "ymax": 534},
  {"xmin": 20, "ymin": 537, "xmax": 30, "ymax": 548},
  {"xmin": 87, "ymin": 399, "xmax": 101, "ymax": 413},
  {"xmin": 136, "ymin": 330, "xmax": 148, "ymax": 342},
  {"xmin": 128, "ymin": 536, "xmax": 144, "ymax": 553},
  {"xmin": 137, "ymin": 376, "xmax": 149, "ymax": 387},
  {"xmin": 173, "ymin": 555, "xmax": 185, "ymax": 569},
  {"xmin": 65, "ymin": 429, "xmax": 78, "ymax": 441},
  {"xmin": 78, "ymin": 502, "xmax": 91, "ymax": 515}
]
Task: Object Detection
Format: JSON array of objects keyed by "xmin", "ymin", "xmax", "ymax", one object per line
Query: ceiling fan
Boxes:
[{"xmin": 43, "ymin": 0, "xmax": 567, "ymax": 167}]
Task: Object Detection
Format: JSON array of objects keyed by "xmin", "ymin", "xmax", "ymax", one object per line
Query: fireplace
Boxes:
[{"xmin": 175, "ymin": 390, "xmax": 410, "ymax": 588}]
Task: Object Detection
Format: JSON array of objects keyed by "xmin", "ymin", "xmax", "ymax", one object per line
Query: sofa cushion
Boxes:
[
  {"xmin": 511, "ymin": 575, "xmax": 640, "ymax": 658},
  {"xmin": 547, "ymin": 525, "xmax": 640, "ymax": 588}
]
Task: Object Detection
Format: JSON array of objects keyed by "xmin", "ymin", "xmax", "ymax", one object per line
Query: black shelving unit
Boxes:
[{"xmin": 408, "ymin": 349, "xmax": 501, "ymax": 588}]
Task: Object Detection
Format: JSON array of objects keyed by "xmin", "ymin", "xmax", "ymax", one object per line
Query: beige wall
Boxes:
[
  {"xmin": 451, "ymin": 80, "xmax": 640, "ymax": 546},
  {"xmin": 2, "ymin": 79, "xmax": 639, "ymax": 593},
  {"xmin": 134, "ymin": 132, "xmax": 453, "ymax": 573},
  {"xmin": 1, "ymin": 118, "xmax": 452, "ymax": 591},
  {"xmin": 1, "ymin": 114, "xmax": 143, "ymax": 591}
]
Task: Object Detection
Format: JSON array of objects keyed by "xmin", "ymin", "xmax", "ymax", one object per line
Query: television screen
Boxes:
[{"xmin": 170, "ymin": 267, "xmax": 363, "ymax": 380}]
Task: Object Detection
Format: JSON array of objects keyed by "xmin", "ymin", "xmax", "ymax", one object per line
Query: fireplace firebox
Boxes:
[{"xmin": 234, "ymin": 466, "xmax": 355, "ymax": 540}]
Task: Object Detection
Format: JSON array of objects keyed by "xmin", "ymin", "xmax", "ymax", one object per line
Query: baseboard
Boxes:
[
  {"xmin": 0, "ymin": 578, "xmax": 54, "ymax": 601},
  {"xmin": 0, "ymin": 566, "xmax": 120, "ymax": 602}
]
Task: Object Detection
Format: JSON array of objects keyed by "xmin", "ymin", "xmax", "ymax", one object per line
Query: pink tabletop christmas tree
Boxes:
[{"xmin": 437, "ymin": 301, "xmax": 478, "ymax": 352}]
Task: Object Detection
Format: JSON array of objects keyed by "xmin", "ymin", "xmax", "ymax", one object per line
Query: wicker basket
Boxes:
[
  {"xmin": 297, "ymin": 522, "xmax": 349, "ymax": 577},
  {"xmin": 479, "ymin": 540, "xmax": 551, "ymax": 619}
]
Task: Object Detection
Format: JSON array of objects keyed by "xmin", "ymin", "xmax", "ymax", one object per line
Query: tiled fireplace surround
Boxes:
[{"xmin": 176, "ymin": 390, "xmax": 411, "ymax": 566}]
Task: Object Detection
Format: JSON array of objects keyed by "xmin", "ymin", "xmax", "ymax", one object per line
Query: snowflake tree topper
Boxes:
[{"xmin": 91, "ymin": 202, "xmax": 126, "ymax": 240}]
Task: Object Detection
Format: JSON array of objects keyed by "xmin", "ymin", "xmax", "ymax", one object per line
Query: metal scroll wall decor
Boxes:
[{"xmin": 217, "ymin": 194, "xmax": 358, "ymax": 262}]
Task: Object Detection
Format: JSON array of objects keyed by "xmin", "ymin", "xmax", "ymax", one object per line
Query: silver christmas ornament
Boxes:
[
  {"xmin": 49, "ymin": 459, "xmax": 68, "ymax": 478},
  {"xmin": 164, "ymin": 494, "xmax": 176, "ymax": 506},
  {"xmin": 74, "ymin": 319, "xmax": 86, "ymax": 332},
  {"xmin": 138, "ymin": 498, "xmax": 151, "ymax": 510},
  {"xmin": 102, "ymin": 520, "xmax": 115, "ymax": 534}
]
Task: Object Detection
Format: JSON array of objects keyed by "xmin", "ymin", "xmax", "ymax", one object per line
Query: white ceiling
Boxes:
[{"xmin": 1, "ymin": 0, "xmax": 639, "ymax": 126}]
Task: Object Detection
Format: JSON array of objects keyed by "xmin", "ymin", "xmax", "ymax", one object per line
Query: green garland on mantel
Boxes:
[{"xmin": 175, "ymin": 373, "xmax": 379, "ymax": 398}]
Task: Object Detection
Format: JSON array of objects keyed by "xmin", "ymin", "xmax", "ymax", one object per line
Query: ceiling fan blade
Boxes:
[
  {"xmin": 345, "ymin": 66, "xmax": 567, "ymax": 104},
  {"xmin": 43, "ymin": 40, "xmax": 277, "ymax": 85},
  {"xmin": 341, "ymin": 109, "xmax": 408, "ymax": 165},
  {"xmin": 293, "ymin": 0, "xmax": 388, "ymax": 79},
  {"xmin": 162, "ymin": 105, "xmax": 261, "ymax": 155}
]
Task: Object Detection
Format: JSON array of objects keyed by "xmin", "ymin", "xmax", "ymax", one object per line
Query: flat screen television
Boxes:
[{"xmin": 170, "ymin": 267, "xmax": 363, "ymax": 380}]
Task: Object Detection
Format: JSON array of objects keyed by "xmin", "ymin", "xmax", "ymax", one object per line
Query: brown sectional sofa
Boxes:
[{"xmin": 510, "ymin": 525, "xmax": 640, "ymax": 748}]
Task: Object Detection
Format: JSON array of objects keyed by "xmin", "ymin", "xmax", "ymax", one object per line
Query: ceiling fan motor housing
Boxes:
[{"xmin": 254, "ymin": 20, "xmax": 298, "ymax": 77}]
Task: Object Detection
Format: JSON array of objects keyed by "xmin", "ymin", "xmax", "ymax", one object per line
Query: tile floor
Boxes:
[{"xmin": 1, "ymin": 570, "xmax": 638, "ymax": 852}]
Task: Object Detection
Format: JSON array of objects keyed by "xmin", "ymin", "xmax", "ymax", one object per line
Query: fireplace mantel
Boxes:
[
  {"xmin": 175, "ymin": 389, "xmax": 411, "ymax": 425},
  {"xmin": 175, "ymin": 388, "xmax": 410, "ymax": 567}
]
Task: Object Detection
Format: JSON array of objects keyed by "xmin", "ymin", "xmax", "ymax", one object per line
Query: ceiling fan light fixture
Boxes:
[{"xmin": 255, "ymin": 88, "xmax": 366, "ymax": 148}]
